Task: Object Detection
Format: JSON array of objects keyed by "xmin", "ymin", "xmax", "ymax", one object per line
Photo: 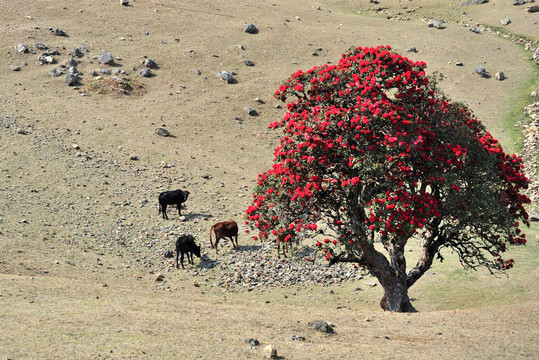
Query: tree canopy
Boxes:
[{"xmin": 245, "ymin": 45, "xmax": 530, "ymax": 312}]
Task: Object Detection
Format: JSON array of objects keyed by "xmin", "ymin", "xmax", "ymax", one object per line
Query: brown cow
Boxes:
[
  {"xmin": 209, "ymin": 220, "xmax": 239, "ymax": 254},
  {"xmin": 276, "ymin": 229, "xmax": 295, "ymax": 258}
]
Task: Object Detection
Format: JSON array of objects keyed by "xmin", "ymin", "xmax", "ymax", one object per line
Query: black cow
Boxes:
[
  {"xmin": 158, "ymin": 189, "xmax": 190, "ymax": 219},
  {"xmin": 175, "ymin": 234, "xmax": 201, "ymax": 269}
]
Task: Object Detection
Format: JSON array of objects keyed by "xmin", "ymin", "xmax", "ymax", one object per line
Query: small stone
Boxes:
[
  {"xmin": 51, "ymin": 28, "xmax": 67, "ymax": 37},
  {"xmin": 141, "ymin": 29, "xmax": 149, "ymax": 35},
  {"xmin": 244, "ymin": 107, "xmax": 258, "ymax": 116},
  {"xmin": 11, "ymin": 66, "xmax": 21, "ymax": 71},
  {"xmin": 98, "ymin": 52, "xmax": 114, "ymax": 64},
  {"xmin": 142, "ymin": 58, "xmax": 157, "ymax": 69},
  {"xmin": 71, "ymin": 48, "xmax": 84, "ymax": 58},
  {"xmin": 100, "ymin": 68, "xmax": 111, "ymax": 75},
  {"xmin": 246, "ymin": 338, "xmax": 260, "ymax": 346},
  {"xmin": 244, "ymin": 23, "xmax": 258, "ymax": 34},
  {"xmin": 34, "ymin": 42, "xmax": 48, "ymax": 50},
  {"xmin": 428, "ymin": 20, "xmax": 444, "ymax": 29},
  {"xmin": 156, "ymin": 128, "xmax": 171, "ymax": 137},
  {"xmin": 500, "ymin": 17, "xmax": 511, "ymax": 26},
  {"xmin": 15, "ymin": 43, "xmax": 29, "ymax": 53},
  {"xmin": 121, "ymin": 0, "xmax": 129, "ymax": 5},
  {"xmin": 263, "ymin": 345, "xmax": 277, "ymax": 359},
  {"xmin": 495, "ymin": 72, "xmax": 505, "ymax": 81},
  {"xmin": 195, "ymin": 69, "xmax": 201, "ymax": 75},
  {"xmin": 139, "ymin": 68, "xmax": 152, "ymax": 77},
  {"xmin": 215, "ymin": 71, "xmax": 234, "ymax": 83},
  {"xmin": 243, "ymin": 60, "xmax": 255, "ymax": 66},
  {"xmin": 308, "ymin": 320, "xmax": 334, "ymax": 334},
  {"xmin": 64, "ymin": 72, "xmax": 79, "ymax": 86},
  {"xmin": 475, "ymin": 66, "xmax": 488, "ymax": 77},
  {"xmin": 130, "ymin": 155, "xmax": 139, "ymax": 160},
  {"xmin": 50, "ymin": 68, "xmax": 62, "ymax": 77}
]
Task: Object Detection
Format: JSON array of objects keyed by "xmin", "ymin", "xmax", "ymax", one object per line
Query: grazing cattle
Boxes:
[
  {"xmin": 209, "ymin": 220, "xmax": 239, "ymax": 254},
  {"xmin": 175, "ymin": 234, "xmax": 201, "ymax": 269},
  {"xmin": 158, "ymin": 189, "xmax": 190, "ymax": 219},
  {"xmin": 276, "ymin": 229, "xmax": 295, "ymax": 258}
]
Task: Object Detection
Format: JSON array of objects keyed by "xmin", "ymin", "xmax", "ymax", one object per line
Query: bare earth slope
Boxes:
[{"xmin": 0, "ymin": 0, "xmax": 538, "ymax": 359}]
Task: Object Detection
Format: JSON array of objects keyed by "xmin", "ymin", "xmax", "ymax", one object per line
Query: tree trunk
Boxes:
[{"xmin": 360, "ymin": 240, "xmax": 417, "ymax": 312}]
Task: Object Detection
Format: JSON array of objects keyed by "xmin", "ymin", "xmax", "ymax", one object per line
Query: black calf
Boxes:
[{"xmin": 175, "ymin": 235, "xmax": 201, "ymax": 269}]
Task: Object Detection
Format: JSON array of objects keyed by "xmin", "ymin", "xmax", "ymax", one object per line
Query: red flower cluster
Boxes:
[{"xmin": 246, "ymin": 45, "xmax": 530, "ymax": 269}]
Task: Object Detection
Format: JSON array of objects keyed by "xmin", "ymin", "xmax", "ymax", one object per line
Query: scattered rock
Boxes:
[
  {"xmin": 244, "ymin": 107, "xmax": 258, "ymax": 116},
  {"xmin": 461, "ymin": 0, "xmax": 489, "ymax": 5},
  {"xmin": 156, "ymin": 128, "xmax": 171, "ymax": 137},
  {"xmin": 164, "ymin": 250, "xmax": 174, "ymax": 258},
  {"xmin": 50, "ymin": 68, "xmax": 63, "ymax": 77},
  {"xmin": 215, "ymin": 70, "xmax": 235, "ymax": 84},
  {"xmin": 406, "ymin": 47, "xmax": 418, "ymax": 53},
  {"xmin": 139, "ymin": 68, "xmax": 152, "ymax": 77},
  {"xmin": 290, "ymin": 335, "xmax": 306, "ymax": 341},
  {"xmin": 243, "ymin": 23, "xmax": 258, "ymax": 34},
  {"xmin": 308, "ymin": 320, "xmax": 334, "ymax": 334},
  {"xmin": 38, "ymin": 56, "xmax": 55, "ymax": 64},
  {"xmin": 510, "ymin": 0, "xmax": 525, "ymax": 5},
  {"xmin": 98, "ymin": 52, "xmax": 114, "ymax": 65},
  {"xmin": 64, "ymin": 72, "xmax": 79, "ymax": 86},
  {"xmin": 11, "ymin": 66, "xmax": 21, "ymax": 71},
  {"xmin": 71, "ymin": 48, "xmax": 84, "ymax": 58},
  {"xmin": 469, "ymin": 27, "xmax": 481, "ymax": 34},
  {"xmin": 195, "ymin": 69, "xmax": 202, "ymax": 75},
  {"xmin": 495, "ymin": 72, "xmax": 505, "ymax": 81},
  {"xmin": 528, "ymin": 6, "xmax": 539, "ymax": 13},
  {"xmin": 243, "ymin": 60, "xmax": 255, "ymax": 66},
  {"xmin": 474, "ymin": 65, "xmax": 488, "ymax": 77},
  {"xmin": 155, "ymin": 274, "xmax": 165, "ymax": 282},
  {"xmin": 533, "ymin": 48, "xmax": 539, "ymax": 65},
  {"xmin": 50, "ymin": 28, "xmax": 68, "ymax": 37},
  {"xmin": 263, "ymin": 345, "xmax": 277, "ymax": 359},
  {"xmin": 34, "ymin": 42, "xmax": 48, "ymax": 50},
  {"xmin": 246, "ymin": 338, "xmax": 260, "ymax": 347},
  {"xmin": 15, "ymin": 43, "xmax": 29, "ymax": 53},
  {"xmin": 100, "ymin": 68, "xmax": 111, "ymax": 75},
  {"xmin": 428, "ymin": 20, "xmax": 445, "ymax": 29},
  {"xmin": 500, "ymin": 17, "xmax": 511, "ymax": 26},
  {"xmin": 141, "ymin": 29, "xmax": 149, "ymax": 36},
  {"xmin": 142, "ymin": 58, "xmax": 157, "ymax": 69},
  {"xmin": 121, "ymin": 0, "xmax": 129, "ymax": 5}
]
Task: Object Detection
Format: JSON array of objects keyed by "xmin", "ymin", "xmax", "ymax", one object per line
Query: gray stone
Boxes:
[
  {"xmin": 50, "ymin": 68, "xmax": 63, "ymax": 77},
  {"xmin": 510, "ymin": 0, "xmax": 525, "ymax": 5},
  {"xmin": 100, "ymin": 68, "xmax": 111, "ymax": 75},
  {"xmin": 500, "ymin": 17, "xmax": 511, "ymax": 26},
  {"xmin": 121, "ymin": 0, "xmax": 129, "ymax": 5},
  {"xmin": 244, "ymin": 23, "xmax": 258, "ymax": 34},
  {"xmin": 215, "ymin": 70, "xmax": 234, "ymax": 83},
  {"xmin": 71, "ymin": 48, "xmax": 84, "ymax": 58},
  {"xmin": 156, "ymin": 128, "xmax": 171, "ymax": 137},
  {"xmin": 34, "ymin": 42, "xmax": 48, "ymax": 50},
  {"xmin": 244, "ymin": 107, "xmax": 258, "ymax": 116},
  {"xmin": 428, "ymin": 20, "xmax": 445, "ymax": 29},
  {"xmin": 469, "ymin": 27, "xmax": 481, "ymax": 34},
  {"xmin": 43, "ymin": 49, "xmax": 60, "ymax": 56},
  {"xmin": 461, "ymin": 0, "xmax": 488, "ymax": 5},
  {"xmin": 243, "ymin": 60, "xmax": 255, "ymax": 66},
  {"xmin": 98, "ymin": 52, "xmax": 114, "ymax": 64},
  {"xmin": 495, "ymin": 72, "xmax": 505, "ymax": 81},
  {"xmin": 246, "ymin": 338, "xmax": 260, "ymax": 346},
  {"xmin": 139, "ymin": 68, "xmax": 152, "ymax": 77},
  {"xmin": 50, "ymin": 28, "xmax": 67, "ymax": 37},
  {"xmin": 11, "ymin": 66, "xmax": 21, "ymax": 71},
  {"xmin": 15, "ymin": 43, "xmax": 29, "ymax": 53},
  {"xmin": 38, "ymin": 56, "xmax": 55, "ymax": 64},
  {"xmin": 475, "ymin": 65, "xmax": 488, "ymax": 77},
  {"xmin": 533, "ymin": 48, "xmax": 539, "ymax": 65},
  {"xmin": 143, "ymin": 58, "xmax": 157, "ymax": 69},
  {"xmin": 141, "ymin": 29, "xmax": 149, "ymax": 35},
  {"xmin": 68, "ymin": 58, "xmax": 78, "ymax": 67},
  {"xmin": 195, "ymin": 69, "xmax": 201, "ymax": 75},
  {"xmin": 308, "ymin": 320, "xmax": 334, "ymax": 334},
  {"xmin": 64, "ymin": 72, "xmax": 79, "ymax": 86},
  {"xmin": 528, "ymin": 5, "xmax": 539, "ymax": 12}
]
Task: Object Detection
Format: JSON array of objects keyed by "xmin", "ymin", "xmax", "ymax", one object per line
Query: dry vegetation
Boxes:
[{"xmin": 1, "ymin": 0, "xmax": 538, "ymax": 359}]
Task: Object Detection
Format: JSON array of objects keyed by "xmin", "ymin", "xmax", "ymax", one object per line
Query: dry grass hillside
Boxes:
[{"xmin": 1, "ymin": 0, "xmax": 538, "ymax": 359}]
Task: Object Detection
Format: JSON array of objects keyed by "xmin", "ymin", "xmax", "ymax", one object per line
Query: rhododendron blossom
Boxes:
[{"xmin": 246, "ymin": 46, "xmax": 530, "ymax": 312}]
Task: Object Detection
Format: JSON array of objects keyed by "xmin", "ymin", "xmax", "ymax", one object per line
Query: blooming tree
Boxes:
[{"xmin": 245, "ymin": 46, "xmax": 530, "ymax": 312}]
